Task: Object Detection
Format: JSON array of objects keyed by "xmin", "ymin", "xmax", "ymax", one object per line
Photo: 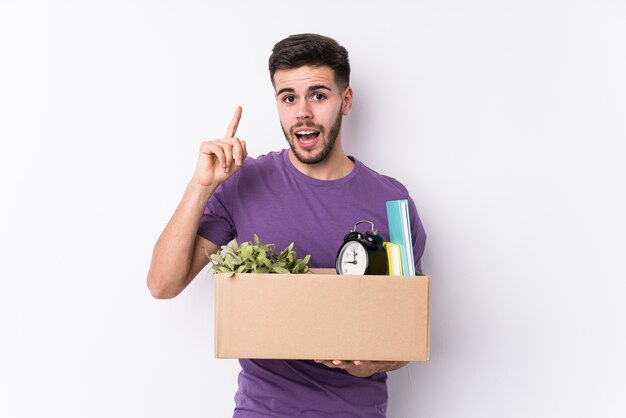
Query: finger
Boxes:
[
  {"xmin": 200, "ymin": 141, "xmax": 223, "ymax": 167},
  {"xmin": 315, "ymin": 360, "xmax": 335, "ymax": 368},
  {"xmin": 201, "ymin": 141, "xmax": 228, "ymax": 170},
  {"xmin": 240, "ymin": 140, "xmax": 248, "ymax": 162},
  {"xmin": 222, "ymin": 140, "xmax": 234, "ymax": 169},
  {"xmin": 225, "ymin": 106, "xmax": 242, "ymax": 138},
  {"xmin": 231, "ymin": 138, "xmax": 245, "ymax": 166}
]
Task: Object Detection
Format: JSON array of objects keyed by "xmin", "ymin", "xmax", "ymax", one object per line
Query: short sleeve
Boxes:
[{"xmin": 197, "ymin": 182, "xmax": 237, "ymax": 247}]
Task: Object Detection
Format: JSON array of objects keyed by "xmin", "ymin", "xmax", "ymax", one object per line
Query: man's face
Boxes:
[{"xmin": 273, "ymin": 65, "xmax": 352, "ymax": 165}]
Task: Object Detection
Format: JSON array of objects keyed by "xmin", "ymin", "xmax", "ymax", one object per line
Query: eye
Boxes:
[
  {"xmin": 283, "ymin": 95, "xmax": 295, "ymax": 103},
  {"xmin": 312, "ymin": 93, "xmax": 326, "ymax": 101}
]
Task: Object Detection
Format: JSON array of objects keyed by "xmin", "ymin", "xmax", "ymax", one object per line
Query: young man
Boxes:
[{"xmin": 147, "ymin": 33, "xmax": 426, "ymax": 417}]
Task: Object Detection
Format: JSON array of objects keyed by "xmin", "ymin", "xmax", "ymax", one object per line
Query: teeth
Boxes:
[{"xmin": 297, "ymin": 131, "xmax": 316, "ymax": 135}]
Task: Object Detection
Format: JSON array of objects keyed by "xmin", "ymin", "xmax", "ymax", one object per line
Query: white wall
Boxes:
[{"xmin": 1, "ymin": 1, "xmax": 624, "ymax": 417}]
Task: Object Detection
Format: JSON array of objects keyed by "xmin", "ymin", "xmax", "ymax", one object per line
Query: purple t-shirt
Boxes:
[{"xmin": 198, "ymin": 150, "xmax": 426, "ymax": 417}]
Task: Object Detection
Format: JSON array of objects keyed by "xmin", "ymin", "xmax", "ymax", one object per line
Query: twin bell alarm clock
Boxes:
[{"xmin": 336, "ymin": 220, "xmax": 388, "ymax": 275}]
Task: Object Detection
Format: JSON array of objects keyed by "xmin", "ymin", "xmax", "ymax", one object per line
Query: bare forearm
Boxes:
[
  {"xmin": 381, "ymin": 361, "xmax": 408, "ymax": 373},
  {"xmin": 147, "ymin": 180, "xmax": 215, "ymax": 298},
  {"xmin": 147, "ymin": 107, "xmax": 247, "ymax": 298},
  {"xmin": 314, "ymin": 360, "xmax": 409, "ymax": 378}
]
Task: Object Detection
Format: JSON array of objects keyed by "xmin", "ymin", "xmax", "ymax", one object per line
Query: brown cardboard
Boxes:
[{"xmin": 214, "ymin": 268, "xmax": 430, "ymax": 362}]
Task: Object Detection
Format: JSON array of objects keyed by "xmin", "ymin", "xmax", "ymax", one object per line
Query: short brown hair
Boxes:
[{"xmin": 269, "ymin": 33, "xmax": 350, "ymax": 89}]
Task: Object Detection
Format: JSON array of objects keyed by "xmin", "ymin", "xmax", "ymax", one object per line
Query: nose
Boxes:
[{"xmin": 296, "ymin": 99, "xmax": 312, "ymax": 120}]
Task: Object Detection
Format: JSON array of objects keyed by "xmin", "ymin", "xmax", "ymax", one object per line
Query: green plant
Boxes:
[{"xmin": 209, "ymin": 234, "xmax": 311, "ymax": 276}]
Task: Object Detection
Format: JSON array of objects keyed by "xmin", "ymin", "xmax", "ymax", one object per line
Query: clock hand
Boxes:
[{"xmin": 345, "ymin": 260, "xmax": 357, "ymax": 265}]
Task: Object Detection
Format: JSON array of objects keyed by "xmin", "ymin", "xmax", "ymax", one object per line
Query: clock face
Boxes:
[{"xmin": 337, "ymin": 241, "xmax": 368, "ymax": 275}]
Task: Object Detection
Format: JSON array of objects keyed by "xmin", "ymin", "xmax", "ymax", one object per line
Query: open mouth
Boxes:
[{"xmin": 294, "ymin": 129, "xmax": 321, "ymax": 147}]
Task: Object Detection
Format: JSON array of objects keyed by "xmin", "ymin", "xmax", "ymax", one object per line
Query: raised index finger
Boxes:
[{"xmin": 225, "ymin": 106, "xmax": 242, "ymax": 138}]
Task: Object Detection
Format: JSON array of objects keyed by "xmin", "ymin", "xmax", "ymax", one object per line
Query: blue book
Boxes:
[{"xmin": 386, "ymin": 199, "xmax": 415, "ymax": 276}]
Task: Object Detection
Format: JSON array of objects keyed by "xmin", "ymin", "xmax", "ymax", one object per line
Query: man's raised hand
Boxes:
[{"xmin": 194, "ymin": 106, "xmax": 248, "ymax": 188}]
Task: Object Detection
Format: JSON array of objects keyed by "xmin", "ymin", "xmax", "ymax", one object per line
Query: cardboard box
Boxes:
[{"xmin": 214, "ymin": 268, "xmax": 430, "ymax": 361}]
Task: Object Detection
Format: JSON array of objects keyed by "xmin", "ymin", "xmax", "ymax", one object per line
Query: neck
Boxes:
[{"xmin": 287, "ymin": 138, "xmax": 355, "ymax": 180}]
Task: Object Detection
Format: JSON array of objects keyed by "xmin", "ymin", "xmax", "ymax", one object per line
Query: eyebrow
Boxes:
[{"xmin": 275, "ymin": 84, "xmax": 333, "ymax": 97}]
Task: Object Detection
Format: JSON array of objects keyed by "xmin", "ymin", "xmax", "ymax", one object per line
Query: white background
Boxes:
[{"xmin": 1, "ymin": 1, "xmax": 624, "ymax": 417}]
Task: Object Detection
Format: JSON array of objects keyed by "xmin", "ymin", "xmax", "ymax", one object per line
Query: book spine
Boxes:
[
  {"xmin": 383, "ymin": 242, "xmax": 403, "ymax": 276},
  {"xmin": 386, "ymin": 199, "xmax": 416, "ymax": 276}
]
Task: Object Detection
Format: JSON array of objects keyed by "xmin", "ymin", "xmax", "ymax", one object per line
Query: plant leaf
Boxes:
[{"xmin": 210, "ymin": 234, "xmax": 311, "ymax": 275}]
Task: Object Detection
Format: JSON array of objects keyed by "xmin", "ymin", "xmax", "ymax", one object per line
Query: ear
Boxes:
[{"xmin": 341, "ymin": 86, "xmax": 353, "ymax": 116}]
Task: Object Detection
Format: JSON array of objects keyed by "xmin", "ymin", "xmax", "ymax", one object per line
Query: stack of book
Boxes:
[{"xmin": 385, "ymin": 199, "xmax": 416, "ymax": 276}]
